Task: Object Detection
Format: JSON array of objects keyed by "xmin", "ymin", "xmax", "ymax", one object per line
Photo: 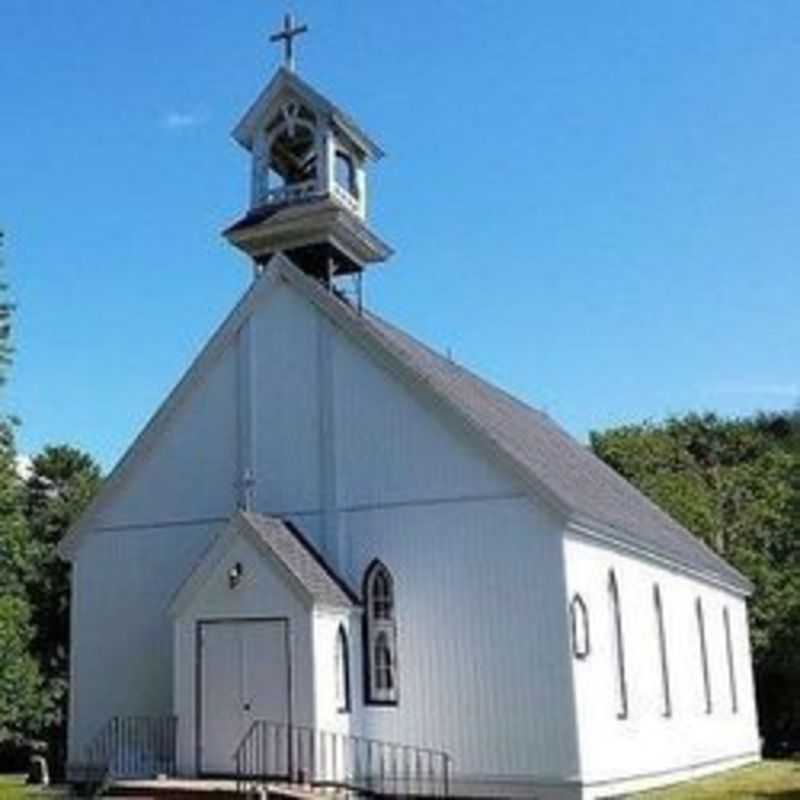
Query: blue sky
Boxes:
[{"xmin": 2, "ymin": 1, "xmax": 798, "ymax": 470}]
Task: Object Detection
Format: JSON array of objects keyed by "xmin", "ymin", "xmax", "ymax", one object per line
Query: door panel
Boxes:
[{"xmin": 199, "ymin": 620, "xmax": 289, "ymax": 775}]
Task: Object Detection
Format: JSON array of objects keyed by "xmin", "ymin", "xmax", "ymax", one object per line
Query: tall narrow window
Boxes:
[
  {"xmin": 723, "ymin": 607, "xmax": 738, "ymax": 713},
  {"xmin": 570, "ymin": 594, "xmax": 591, "ymax": 659},
  {"xmin": 696, "ymin": 597, "xmax": 712, "ymax": 713},
  {"xmin": 608, "ymin": 570, "xmax": 628, "ymax": 719},
  {"xmin": 334, "ymin": 625, "xmax": 351, "ymax": 713},
  {"xmin": 363, "ymin": 561, "xmax": 398, "ymax": 705},
  {"xmin": 653, "ymin": 584, "xmax": 672, "ymax": 717}
]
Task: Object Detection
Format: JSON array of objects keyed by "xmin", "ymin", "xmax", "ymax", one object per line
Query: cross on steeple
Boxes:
[{"xmin": 269, "ymin": 12, "xmax": 309, "ymax": 72}]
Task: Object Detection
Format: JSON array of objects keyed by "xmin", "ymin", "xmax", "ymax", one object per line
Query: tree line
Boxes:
[
  {"xmin": 0, "ymin": 228, "xmax": 796, "ymax": 771},
  {"xmin": 591, "ymin": 411, "xmax": 800, "ymax": 754}
]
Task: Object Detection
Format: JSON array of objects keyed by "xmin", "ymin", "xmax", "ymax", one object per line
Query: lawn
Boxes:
[
  {"xmin": 633, "ymin": 760, "xmax": 800, "ymax": 799},
  {"xmin": 0, "ymin": 776, "xmax": 67, "ymax": 800}
]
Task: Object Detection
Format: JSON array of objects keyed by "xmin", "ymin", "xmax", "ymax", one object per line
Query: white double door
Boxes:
[{"xmin": 199, "ymin": 619, "xmax": 289, "ymax": 775}]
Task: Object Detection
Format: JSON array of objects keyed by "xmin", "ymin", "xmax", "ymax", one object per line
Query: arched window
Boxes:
[
  {"xmin": 696, "ymin": 597, "xmax": 712, "ymax": 714},
  {"xmin": 653, "ymin": 584, "xmax": 672, "ymax": 717},
  {"xmin": 723, "ymin": 607, "xmax": 738, "ymax": 713},
  {"xmin": 570, "ymin": 594, "xmax": 590, "ymax": 659},
  {"xmin": 608, "ymin": 570, "xmax": 628, "ymax": 719},
  {"xmin": 363, "ymin": 560, "xmax": 398, "ymax": 705},
  {"xmin": 334, "ymin": 151, "xmax": 358, "ymax": 197},
  {"xmin": 334, "ymin": 625, "xmax": 350, "ymax": 713}
]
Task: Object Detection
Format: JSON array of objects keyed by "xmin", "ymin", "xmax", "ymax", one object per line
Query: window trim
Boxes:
[
  {"xmin": 334, "ymin": 624, "xmax": 351, "ymax": 714},
  {"xmin": 608, "ymin": 569, "xmax": 629, "ymax": 719},
  {"xmin": 363, "ymin": 559, "xmax": 399, "ymax": 707},
  {"xmin": 653, "ymin": 583, "xmax": 672, "ymax": 718},
  {"xmin": 570, "ymin": 594, "xmax": 591, "ymax": 659},
  {"xmin": 696, "ymin": 597, "xmax": 713, "ymax": 714},
  {"xmin": 723, "ymin": 607, "xmax": 738, "ymax": 714}
]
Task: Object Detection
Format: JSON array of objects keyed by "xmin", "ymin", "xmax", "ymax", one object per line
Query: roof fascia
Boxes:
[
  {"xmin": 58, "ymin": 270, "xmax": 282, "ymax": 562},
  {"xmin": 169, "ymin": 519, "xmax": 239, "ymax": 618},
  {"xmin": 566, "ymin": 517, "xmax": 753, "ymax": 597},
  {"xmin": 236, "ymin": 516, "xmax": 318, "ymax": 609},
  {"xmin": 268, "ymin": 254, "xmax": 573, "ymax": 523},
  {"xmin": 233, "ymin": 68, "xmax": 384, "ymax": 159}
]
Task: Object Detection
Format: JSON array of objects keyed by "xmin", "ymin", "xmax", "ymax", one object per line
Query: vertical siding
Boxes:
[
  {"xmin": 346, "ymin": 497, "xmax": 578, "ymax": 782},
  {"xmin": 94, "ymin": 343, "xmax": 238, "ymax": 527},
  {"xmin": 68, "ymin": 523, "xmax": 217, "ymax": 764},
  {"xmin": 250, "ymin": 285, "xmax": 321, "ymax": 516},
  {"xmin": 332, "ymin": 326, "xmax": 511, "ymax": 508},
  {"xmin": 563, "ymin": 532, "xmax": 760, "ymax": 787}
]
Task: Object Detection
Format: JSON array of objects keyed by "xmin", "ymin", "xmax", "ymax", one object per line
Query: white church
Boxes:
[{"xmin": 61, "ymin": 17, "xmax": 761, "ymax": 800}]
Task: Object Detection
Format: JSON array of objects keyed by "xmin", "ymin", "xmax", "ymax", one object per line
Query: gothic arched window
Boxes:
[
  {"xmin": 570, "ymin": 594, "xmax": 590, "ymax": 659},
  {"xmin": 363, "ymin": 560, "xmax": 398, "ymax": 705},
  {"xmin": 608, "ymin": 570, "xmax": 628, "ymax": 719},
  {"xmin": 696, "ymin": 597, "xmax": 713, "ymax": 714},
  {"xmin": 723, "ymin": 607, "xmax": 738, "ymax": 714},
  {"xmin": 334, "ymin": 625, "xmax": 350, "ymax": 713},
  {"xmin": 653, "ymin": 584, "xmax": 672, "ymax": 717}
]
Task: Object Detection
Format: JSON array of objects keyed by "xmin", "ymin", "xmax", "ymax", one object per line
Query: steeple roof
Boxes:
[{"xmin": 232, "ymin": 66, "xmax": 385, "ymax": 160}]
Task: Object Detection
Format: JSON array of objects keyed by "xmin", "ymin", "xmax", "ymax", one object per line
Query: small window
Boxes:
[
  {"xmin": 696, "ymin": 597, "xmax": 712, "ymax": 714},
  {"xmin": 570, "ymin": 594, "xmax": 590, "ymax": 659},
  {"xmin": 653, "ymin": 584, "xmax": 672, "ymax": 717},
  {"xmin": 334, "ymin": 625, "xmax": 351, "ymax": 713},
  {"xmin": 723, "ymin": 607, "xmax": 738, "ymax": 713},
  {"xmin": 363, "ymin": 561, "xmax": 398, "ymax": 705},
  {"xmin": 608, "ymin": 570, "xmax": 628, "ymax": 719}
]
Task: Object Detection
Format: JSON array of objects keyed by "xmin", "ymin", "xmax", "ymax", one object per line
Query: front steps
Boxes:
[{"xmin": 105, "ymin": 778, "xmax": 356, "ymax": 800}]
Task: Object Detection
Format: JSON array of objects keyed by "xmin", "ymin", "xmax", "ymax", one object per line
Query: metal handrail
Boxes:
[
  {"xmin": 82, "ymin": 715, "xmax": 177, "ymax": 779},
  {"xmin": 234, "ymin": 719, "xmax": 452, "ymax": 797}
]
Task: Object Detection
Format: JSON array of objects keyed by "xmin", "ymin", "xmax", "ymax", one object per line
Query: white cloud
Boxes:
[{"xmin": 161, "ymin": 111, "xmax": 206, "ymax": 130}]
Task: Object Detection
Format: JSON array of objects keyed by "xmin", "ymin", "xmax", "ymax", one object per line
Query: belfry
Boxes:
[{"xmin": 224, "ymin": 14, "xmax": 392, "ymax": 293}]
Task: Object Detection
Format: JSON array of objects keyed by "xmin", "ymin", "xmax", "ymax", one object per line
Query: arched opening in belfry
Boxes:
[
  {"xmin": 334, "ymin": 151, "xmax": 358, "ymax": 198},
  {"xmin": 265, "ymin": 102, "xmax": 318, "ymax": 195}
]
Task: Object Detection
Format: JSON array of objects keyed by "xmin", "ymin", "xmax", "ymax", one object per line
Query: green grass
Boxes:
[
  {"xmin": 0, "ymin": 776, "xmax": 67, "ymax": 800},
  {"xmin": 632, "ymin": 760, "xmax": 800, "ymax": 799}
]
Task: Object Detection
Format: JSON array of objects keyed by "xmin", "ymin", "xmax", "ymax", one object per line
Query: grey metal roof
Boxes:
[
  {"xmin": 239, "ymin": 512, "xmax": 359, "ymax": 607},
  {"xmin": 276, "ymin": 259, "xmax": 752, "ymax": 594}
]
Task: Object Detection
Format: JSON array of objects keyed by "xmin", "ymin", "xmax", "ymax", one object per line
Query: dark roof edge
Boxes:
[{"xmin": 279, "ymin": 518, "xmax": 362, "ymax": 606}]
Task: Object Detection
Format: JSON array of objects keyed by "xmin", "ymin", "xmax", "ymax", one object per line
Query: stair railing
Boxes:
[
  {"xmin": 80, "ymin": 715, "xmax": 178, "ymax": 780},
  {"xmin": 234, "ymin": 719, "xmax": 452, "ymax": 797}
]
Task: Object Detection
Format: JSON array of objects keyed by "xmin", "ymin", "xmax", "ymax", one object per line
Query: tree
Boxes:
[
  {"xmin": 591, "ymin": 411, "xmax": 800, "ymax": 753},
  {"xmin": 23, "ymin": 446, "xmax": 102, "ymax": 769},
  {"xmin": 0, "ymin": 231, "xmax": 13, "ymax": 386},
  {"xmin": 0, "ymin": 595, "xmax": 51, "ymax": 746}
]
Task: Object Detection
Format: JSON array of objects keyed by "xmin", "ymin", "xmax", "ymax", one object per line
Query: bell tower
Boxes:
[{"xmin": 224, "ymin": 14, "xmax": 392, "ymax": 293}]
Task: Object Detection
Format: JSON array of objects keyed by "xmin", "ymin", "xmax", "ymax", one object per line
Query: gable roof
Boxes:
[
  {"xmin": 273, "ymin": 259, "xmax": 752, "ymax": 595},
  {"xmin": 233, "ymin": 66, "xmax": 384, "ymax": 159},
  {"xmin": 170, "ymin": 512, "xmax": 358, "ymax": 616},
  {"xmin": 59, "ymin": 248, "xmax": 751, "ymax": 596},
  {"xmin": 240, "ymin": 512, "xmax": 359, "ymax": 608}
]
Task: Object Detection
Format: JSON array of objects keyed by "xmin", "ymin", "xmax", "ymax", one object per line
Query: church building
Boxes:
[{"xmin": 60, "ymin": 17, "xmax": 761, "ymax": 800}]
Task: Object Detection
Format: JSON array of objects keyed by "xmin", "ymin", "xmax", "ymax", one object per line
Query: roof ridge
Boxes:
[{"xmin": 272, "ymin": 256, "xmax": 750, "ymax": 594}]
